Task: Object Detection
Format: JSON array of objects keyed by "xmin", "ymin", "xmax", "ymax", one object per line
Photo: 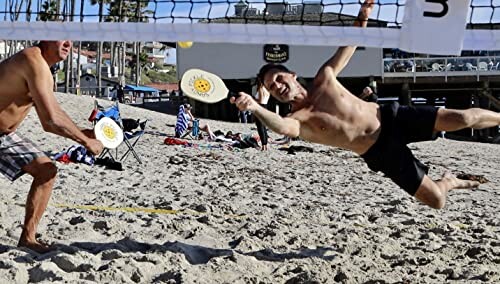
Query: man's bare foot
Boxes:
[
  {"xmin": 442, "ymin": 172, "xmax": 481, "ymax": 189},
  {"xmin": 456, "ymin": 173, "xmax": 489, "ymax": 184},
  {"xmin": 18, "ymin": 239, "xmax": 53, "ymax": 253}
]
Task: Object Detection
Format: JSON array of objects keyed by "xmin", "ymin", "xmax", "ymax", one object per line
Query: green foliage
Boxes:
[
  {"xmin": 128, "ymin": 52, "xmax": 149, "ymax": 69},
  {"xmin": 141, "ymin": 73, "xmax": 152, "ymax": 84},
  {"xmin": 39, "ymin": 0, "xmax": 59, "ymax": 21},
  {"xmin": 89, "ymin": 0, "xmax": 153, "ymax": 23},
  {"xmin": 123, "ymin": 66, "xmax": 178, "ymax": 84},
  {"xmin": 146, "ymin": 69, "xmax": 178, "ymax": 83},
  {"xmin": 55, "ymin": 70, "xmax": 65, "ymax": 83}
]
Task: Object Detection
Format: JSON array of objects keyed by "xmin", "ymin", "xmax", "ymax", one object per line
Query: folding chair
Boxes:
[
  {"xmin": 121, "ymin": 119, "xmax": 148, "ymax": 163},
  {"xmin": 90, "ymin": 100, "xmax": 148, "ymax": 164}
]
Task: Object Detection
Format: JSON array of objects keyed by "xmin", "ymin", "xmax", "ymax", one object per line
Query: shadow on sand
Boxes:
[{"xmin": 8, "ymin": 237, "xmax": 336, "ymax": 265}]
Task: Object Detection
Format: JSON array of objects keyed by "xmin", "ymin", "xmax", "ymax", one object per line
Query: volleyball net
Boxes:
[{"xmin": 0, "ymin": 0, "xmax": 499, "ymax": 54}]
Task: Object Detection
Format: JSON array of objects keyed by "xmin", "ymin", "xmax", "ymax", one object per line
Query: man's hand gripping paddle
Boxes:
[{"xmin": 180, "ymin": 69, "xmax": 239, "ymax": 103}]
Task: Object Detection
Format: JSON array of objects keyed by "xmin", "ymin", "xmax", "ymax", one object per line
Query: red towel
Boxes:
[
  {"xmin": 164, "ymin": 137, "xmax": 189, "ymax": 146},
  {"xmin": 56, "ymin": 153, "xmax": 72, "ymax": 164}
]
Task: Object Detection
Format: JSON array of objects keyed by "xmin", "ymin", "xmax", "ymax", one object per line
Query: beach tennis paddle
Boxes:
[
  {"xmin": 94, "ymin": 117, "xmax": 124, "ymax": 149},
  {"xmin": 180, "ymin": 69, "xmax": 239, "ymax": 104}
]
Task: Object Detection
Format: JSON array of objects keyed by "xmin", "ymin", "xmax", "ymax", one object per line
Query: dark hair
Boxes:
[{"xmin": 257, "ymin": 63, "xmax": 291, "ymax": 85}]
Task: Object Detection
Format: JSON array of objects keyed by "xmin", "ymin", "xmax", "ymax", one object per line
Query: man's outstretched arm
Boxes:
[
  {"xmin": 23, "ymin": 55, "xmax": 103, "ymax": 155},
  {"xmin": 321, "ymin": 0, "xmax": 375, "ymax": 77},
  {"xmin": 231, "ymin": 93, "xmax": 301, "ymax": 137},
  {"xmin": 253, "ymin": 106, "xmax": 301, "ymax": 138}
]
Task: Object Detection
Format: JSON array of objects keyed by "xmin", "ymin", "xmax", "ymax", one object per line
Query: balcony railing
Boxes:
[{"xmin": 382, "ymin": 56, "xmax": 500, "ymax": 81}]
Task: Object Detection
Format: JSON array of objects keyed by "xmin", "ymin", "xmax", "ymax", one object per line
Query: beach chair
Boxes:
[
  {"xmin": 90, "ymin": 100, "xmax": 148, "ymax": 164},
  {"xmin": 431, "ymin": 63, "xmax": 442, "ymax": 72},
  {"xmin": 491, "ymin": 62, "xmax": 500, "ymax": 70},
  {"xmin": 478, "ymin": 61, "xmax": 489, "ymax": 71},
  {"xmin": 175, "ymin": 104, "xmax": 201, "ymax": 140},
  {"xmin": 465, "ymin": 62, "xmax": 477, "ymax": 71}
]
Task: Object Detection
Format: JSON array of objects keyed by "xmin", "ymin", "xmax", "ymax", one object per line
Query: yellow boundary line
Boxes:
[{"xmin": 49, "ymin": 203, "xmax": 247, "ymax": 219}]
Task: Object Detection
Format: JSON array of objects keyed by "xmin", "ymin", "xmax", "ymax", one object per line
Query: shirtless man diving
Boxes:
[
  {"xmin": 0, "ymin": 40, "xmax": 103, "ymax": 252},
  {"xmin": 231, "ymin": 0, "xmax": 500, "ymax": 209}
]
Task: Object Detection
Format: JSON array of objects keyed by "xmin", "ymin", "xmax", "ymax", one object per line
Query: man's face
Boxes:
[
  {"xmin": 262, "ymin": 68, "xmax": 300, "ymax": 103},
  {"xmin": 53, "ymin": 40, "xmax": 72, "ymax": 60}
]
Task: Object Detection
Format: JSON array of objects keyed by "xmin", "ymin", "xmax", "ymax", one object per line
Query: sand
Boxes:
[{"xmin": 0, "ymin": 92, "xmax": 499, "ymax": 283}]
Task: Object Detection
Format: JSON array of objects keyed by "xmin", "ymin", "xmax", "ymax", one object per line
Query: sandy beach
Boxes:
[{"xmin": 0, "ymin": 92, "xmax": 499, "ymax": 283}]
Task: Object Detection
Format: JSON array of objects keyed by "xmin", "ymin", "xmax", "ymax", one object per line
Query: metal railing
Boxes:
[{"xmin": 382, "ymin": 56, "xmax": 500, "ymax": 82}]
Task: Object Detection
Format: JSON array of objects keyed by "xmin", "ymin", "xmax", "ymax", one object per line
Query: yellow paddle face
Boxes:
[
  {"xmin": 193, "ymin": 78, "xmax": 211, "ymax": 93},
  {"xmin": 102, "ymin": 124, "xmax": 117, "ymax": 140},
  {"xmin": 181, "ymin": 69, "xmax": 229, "ymax": 104},
  {"xmin": 94, "ymin": 117, "xmax": 124, "ymax": 149}
]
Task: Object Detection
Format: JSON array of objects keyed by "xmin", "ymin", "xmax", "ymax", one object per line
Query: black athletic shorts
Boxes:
[{"xmin": 361, "ymin": 102, "xmax": 439, "ymax": 195}]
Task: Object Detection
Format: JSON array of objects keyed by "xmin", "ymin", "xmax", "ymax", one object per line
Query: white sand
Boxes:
[{"xmin": 0, "ymin": 92, "xmax": 499, "ymax": 283}]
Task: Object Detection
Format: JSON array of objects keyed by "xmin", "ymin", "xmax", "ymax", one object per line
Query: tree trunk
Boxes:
[
  {"xmin": 76, "ymin": 42, "xmax": 82, "ymax": 95},
  {"xmin": 135, "ymin": 42, "xmax": 140, "ymax": 86},
  {"xmin": 97, "ymin": 1, "xmax": 104, "ymax": 97},
  {"xmin": 118, "ymin": 0, "xmax": 125, "ymax": 86},
  {"xmin": 76, "ymin": 0, "xmax": 84, "ymax": 96},
  {"xmin": 64, "ymin": 0, "xmax": 76, "ymax": 94},
  {"xmin": 134, "ymin": 1, "xmax": 141, "ymax": 86},
  {"xmin": 97, "ymin": 42, "xmax": 102, "ymax": 96},
  {"xmin": 64, "ymin": 50, "xmax": 71, "ymax": 93},
  {"xmin": 121, "ymin": 42, "xmax": 126, "ymax": 86},
  {"xmin": 110, "ymin": 42, "xmax": 116, "ymax": 78}
]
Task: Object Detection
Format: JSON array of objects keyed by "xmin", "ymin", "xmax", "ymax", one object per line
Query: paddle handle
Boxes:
[{"xmin": 229, "ymin": 91, "xmax": 240, "ymax": 99}]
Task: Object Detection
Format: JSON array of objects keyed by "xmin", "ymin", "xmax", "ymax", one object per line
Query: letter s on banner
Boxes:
[{"xmin": 400, "ymin": 0, "xmax": 471, "ymax": 55}]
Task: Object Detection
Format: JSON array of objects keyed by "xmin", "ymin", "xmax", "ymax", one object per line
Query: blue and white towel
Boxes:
[
  {"xmin": 60, "ymin": 145, "xmax": 95, "ymax": 165},
  {"xmin": 175, "ymin": 105, "xmax": 190, "ymax": 138}
]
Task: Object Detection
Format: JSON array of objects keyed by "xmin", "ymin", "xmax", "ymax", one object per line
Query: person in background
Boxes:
[
  {"xmin": 116, "ymin": 84, "xmax": 125, "ymax": 103},
  {"xmin": 175, "ymin": 103, "xmax": 216, "ymax": 140}
]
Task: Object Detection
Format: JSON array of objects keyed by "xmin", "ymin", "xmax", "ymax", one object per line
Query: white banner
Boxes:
[
  {"xmin": 400, "ymin": 0, "xmax": 471, "ymax": 55},
  {"xmin": 4, "ymin": 17, "xmax": 500, "ymax": 54}
]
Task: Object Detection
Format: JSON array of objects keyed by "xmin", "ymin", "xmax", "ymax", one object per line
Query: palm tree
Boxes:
[
  {"xmin": 89, "ymin": 0, "xmax": 153, "ymax": 88},
  {"xmin": 107, "ymin": 0, "xmax": 153, "ymax": 86},
  {"xmin": 7, "ymin": 0, "xmax": 29, "ymax": 57},
  {"xmin": 89, "ymin": 0, "xmax": 111, "ymax": 97},
  {"xmin": 63, "ymin": 0, "xmax": 76, "ymax": 94},
  {"xmin": 39, "ymin": 0, "xmax": 58, "ymax": 21},
  {"xmin": 39, "ymin": 0, "xmax": 61, "ymax": 91},
  {"xmin": 75, "ymin": 0, "xmax": 85, "ymax": 96},
  {"xmin": 105, "ymin": 0, "xmax": 131, "ymax": 85}
]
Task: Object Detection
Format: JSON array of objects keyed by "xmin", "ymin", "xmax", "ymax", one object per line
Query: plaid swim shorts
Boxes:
[{"xmin": 0, "ymin": 132, "xmax": 46, "ymax": 181}]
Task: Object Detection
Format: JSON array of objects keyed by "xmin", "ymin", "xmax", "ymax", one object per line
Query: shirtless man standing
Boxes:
[
  {"xmin": 231, "ymin": 0, "xmax": 500, "ymax": 209},
  {"xmin": 0, "ymin": 40, "xmax": 103, "ymax": 252}
]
